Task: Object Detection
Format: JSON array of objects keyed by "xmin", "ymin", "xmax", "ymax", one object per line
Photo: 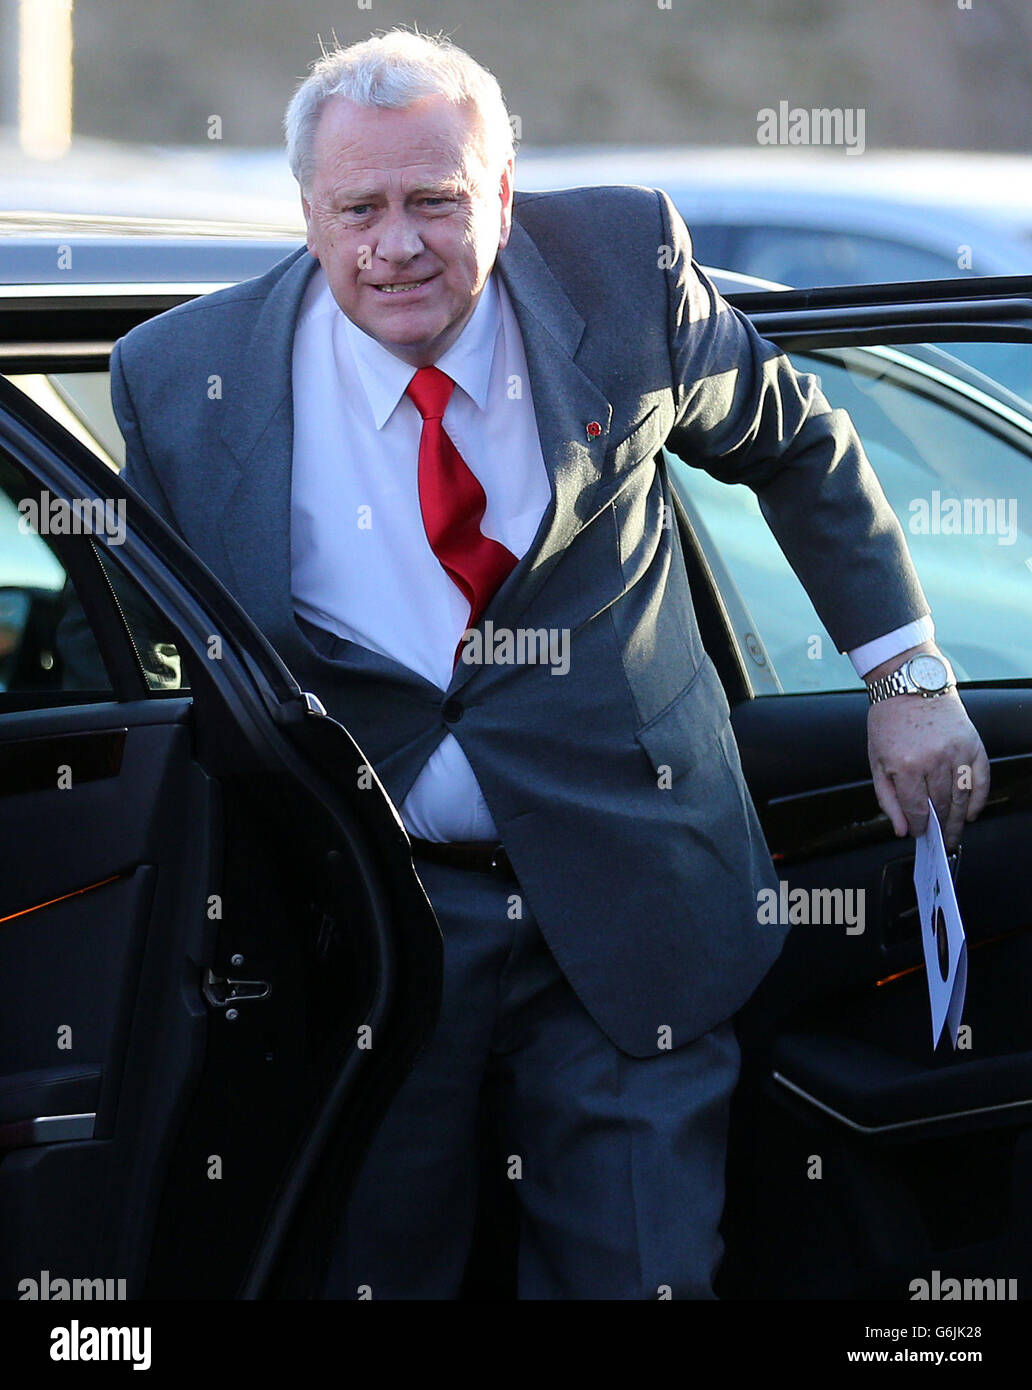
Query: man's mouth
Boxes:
[{"xmin": 372, "ymin": 277, "xmax": 434, "ymax": 294}]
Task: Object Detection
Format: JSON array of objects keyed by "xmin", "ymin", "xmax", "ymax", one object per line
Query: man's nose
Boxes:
[{"xmin": 374, "ymin": 210, "xmax": 425, "ymax": 264}]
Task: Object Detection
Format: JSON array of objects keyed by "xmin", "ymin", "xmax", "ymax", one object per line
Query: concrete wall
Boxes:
[{"xmin": 21, "ymin": 0, "xmax": 1032, "ymax": 153}]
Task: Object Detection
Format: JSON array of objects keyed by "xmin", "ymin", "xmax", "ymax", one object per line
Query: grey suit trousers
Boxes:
[{"xmin": 322, "ymin": 851, "xmax": 741, "ymax": 1300}]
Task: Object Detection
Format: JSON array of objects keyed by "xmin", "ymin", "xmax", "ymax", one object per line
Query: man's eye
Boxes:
[{"xmin": 342, "ymin": 204, "xmax": 372, "ymax": 217}]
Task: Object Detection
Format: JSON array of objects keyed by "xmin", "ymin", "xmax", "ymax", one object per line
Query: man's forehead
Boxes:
[{"xmin": 313, "ymin": 93, "xmax": 482, "ymax": 162}]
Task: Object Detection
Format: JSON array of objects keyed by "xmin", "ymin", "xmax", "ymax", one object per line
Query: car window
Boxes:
[
  {"xmin": 93, "ymin": 545, "xmax": 189, "ymax": 692},
  {"xmin": 674, "ymin": 340, "xmax": 1032, "ymax": 692},
  {"xmin": 0, "ymin": 450, "xmax": 186, "ymax": 704},
  {"xmin": 727, "ymin": 226, "xmax": 977, "ymax": 288},
  {"xmin": 5, "ymin": 373, "xmax": 124, "ymax": 470},
  {"xmin": 0, "ymin": 452, "xmax": 112, "ymax": 698}
]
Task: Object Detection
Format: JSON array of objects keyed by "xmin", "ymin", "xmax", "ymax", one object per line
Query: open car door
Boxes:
[
  {"xmin": 666, "ymin": 274, "xmax": 1032, "ymax": 1298},
  {"xmin": 0, "ymin": 374, "xmax": 441, "ymax": 1300}
]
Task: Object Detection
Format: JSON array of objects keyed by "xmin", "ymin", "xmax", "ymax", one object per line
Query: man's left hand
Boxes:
[{"xmin": 865, "ymin": 644, "xmax": 990, "ymax": 852}]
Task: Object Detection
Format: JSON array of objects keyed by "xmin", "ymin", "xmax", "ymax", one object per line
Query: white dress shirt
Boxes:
[
  {"xmin": 291, "ymin": 264, "xmax": 932, "ymax": 841},
  {"xmin": 291, "ymin": 265, "xmax": 551, "ymax": 841}
]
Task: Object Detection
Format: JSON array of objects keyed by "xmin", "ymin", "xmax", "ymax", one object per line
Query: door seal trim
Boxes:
[{"xmin": 772, "ymin": 1070, "xmax": 1032, "ymax": 1136}]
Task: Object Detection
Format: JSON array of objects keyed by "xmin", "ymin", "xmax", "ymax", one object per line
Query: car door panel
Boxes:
[
  {"xmin": 721, "ymin": 723, "xmax": 1032, "ymax": 1298},
  {"xmin": 0, "ymin": 377, "xmax": 442, "ymax": 1299},
  {"xmin": 0, "ymin": 700, "xmax": 215, "ymax": 1297}
]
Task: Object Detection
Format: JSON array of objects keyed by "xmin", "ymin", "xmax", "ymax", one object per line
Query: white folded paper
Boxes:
[{"xmin": 913, "ymin": 798, "xmax": 967, "ymax": 1048}]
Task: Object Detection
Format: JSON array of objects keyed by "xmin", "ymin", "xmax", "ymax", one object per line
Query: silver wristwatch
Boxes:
[{"xmin": 866, "ymin": 653, "xmax": 955, "ymax": 705}]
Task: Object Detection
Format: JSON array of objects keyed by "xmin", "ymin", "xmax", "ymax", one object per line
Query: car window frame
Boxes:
[{"xmin": 684, "ymin": 281, "xmax": 1032, "ymax": 700}]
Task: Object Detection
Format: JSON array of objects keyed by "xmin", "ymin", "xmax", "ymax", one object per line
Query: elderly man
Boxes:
[{"xmin": 106, "ymin": 29, "xmax": 988, "ymax": 1298}]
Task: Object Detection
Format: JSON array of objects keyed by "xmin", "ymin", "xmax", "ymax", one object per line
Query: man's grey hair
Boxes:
[{"xmin": 284, "ymin": 29, "xmax": 516, "ymax": 193}]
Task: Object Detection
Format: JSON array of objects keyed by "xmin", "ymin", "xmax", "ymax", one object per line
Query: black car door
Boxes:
[
  {"xmin": 0, "ymin": 374, "xmax": 441, "ymax": 1300},
  {"xmin": 665, "ymin": 275, "xmax": 1032, "ymax": 1299}
]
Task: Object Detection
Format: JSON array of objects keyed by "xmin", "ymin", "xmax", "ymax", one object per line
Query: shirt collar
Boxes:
[{"xmin": 337, "ymin": 269, "xmax": 501, "ymax": 429}]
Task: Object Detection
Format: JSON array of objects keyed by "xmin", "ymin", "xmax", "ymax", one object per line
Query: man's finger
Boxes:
[
  {"xmin": 871, "ymin": 762, "xmax": 908, "ymax": 837},
  {"xmin": 942, "ymin": 773, "xmax": 969, "ymax": 851},
  {"xmin": 893, "ymin": 768, "xmax": 932, "ymax": 840},
  {"xmin": 965, "ymin": 746, "xmax": 992, "ymax": 820}
]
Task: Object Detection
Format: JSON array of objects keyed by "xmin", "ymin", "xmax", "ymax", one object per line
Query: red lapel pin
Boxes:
[{"xmin": 586, "ymin": 421, "xmax": 602, "ymax": 438}]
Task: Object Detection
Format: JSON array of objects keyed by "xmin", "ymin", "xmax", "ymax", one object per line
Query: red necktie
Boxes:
[{"xmin": 406, "ymin": 366, "xmax": 518, "ymax": 646}]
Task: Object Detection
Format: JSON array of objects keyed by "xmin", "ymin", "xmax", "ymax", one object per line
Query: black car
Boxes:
[{"xmin": 1, "ymin": 214, "xmax": 1030, "ymax": 1301}]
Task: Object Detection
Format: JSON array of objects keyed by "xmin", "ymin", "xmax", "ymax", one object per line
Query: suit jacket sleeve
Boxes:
[{"xmin": 654, "ymin": 187, "xmax": 930, "ymax": 655}]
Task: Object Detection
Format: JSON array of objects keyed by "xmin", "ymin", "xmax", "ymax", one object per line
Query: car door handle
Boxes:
[{"xmin": 201, "ymin": 968, "xmax": 271, "ymax": 1010}]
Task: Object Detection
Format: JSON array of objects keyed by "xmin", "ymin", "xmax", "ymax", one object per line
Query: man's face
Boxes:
[{"xmin": 301, "ymin": 93, "xmax": 514, "ymax": 366}]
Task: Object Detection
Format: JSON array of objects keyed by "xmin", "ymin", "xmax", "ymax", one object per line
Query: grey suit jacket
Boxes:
[{"xmin": 100, "ymin": 185, "xmax": 929, "ymax": 1056}]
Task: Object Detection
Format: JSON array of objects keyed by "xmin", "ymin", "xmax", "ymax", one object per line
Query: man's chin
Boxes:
[{"xmin": 361, "ymin": 317, "xmax": 464, "ymax": 366}]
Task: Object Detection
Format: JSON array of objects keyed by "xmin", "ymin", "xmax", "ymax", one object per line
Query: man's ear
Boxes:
[
  {"xmin": 301, "ymin": 189, "xmax": 319, "ymax": 259},
  {"xmin": 497, "ymin": 155, "xmax": 515, "ymax": 250}
]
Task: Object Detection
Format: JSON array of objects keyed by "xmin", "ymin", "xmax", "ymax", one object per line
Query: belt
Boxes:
[{"xmin": 409, "ymin": 838, "xmax": 517, "ymax": 880}]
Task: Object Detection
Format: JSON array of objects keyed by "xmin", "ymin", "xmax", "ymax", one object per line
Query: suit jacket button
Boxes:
[{"xmin": 442, "ymin": 698, "xmax": 463, "ymax": 724}]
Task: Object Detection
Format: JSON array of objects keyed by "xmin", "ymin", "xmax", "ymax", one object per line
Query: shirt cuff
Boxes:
[{"xmin": 848, "ymin": 615, "xmax": 936, "ymax": 679}]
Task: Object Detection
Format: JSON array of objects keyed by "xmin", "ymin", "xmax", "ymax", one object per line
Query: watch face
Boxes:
[{"xmin": 909, "ymin": 655, "xmax": 948, "ymax": 692}]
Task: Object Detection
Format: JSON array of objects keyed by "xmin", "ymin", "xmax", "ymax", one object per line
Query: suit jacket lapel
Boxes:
[
  {"xmin": 214, "ymin": 246, "xmax": 318, "ymax": 647},
  {"xmin": 469, "ymin": 215, "xmax": 614, "ymax": 657}
]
